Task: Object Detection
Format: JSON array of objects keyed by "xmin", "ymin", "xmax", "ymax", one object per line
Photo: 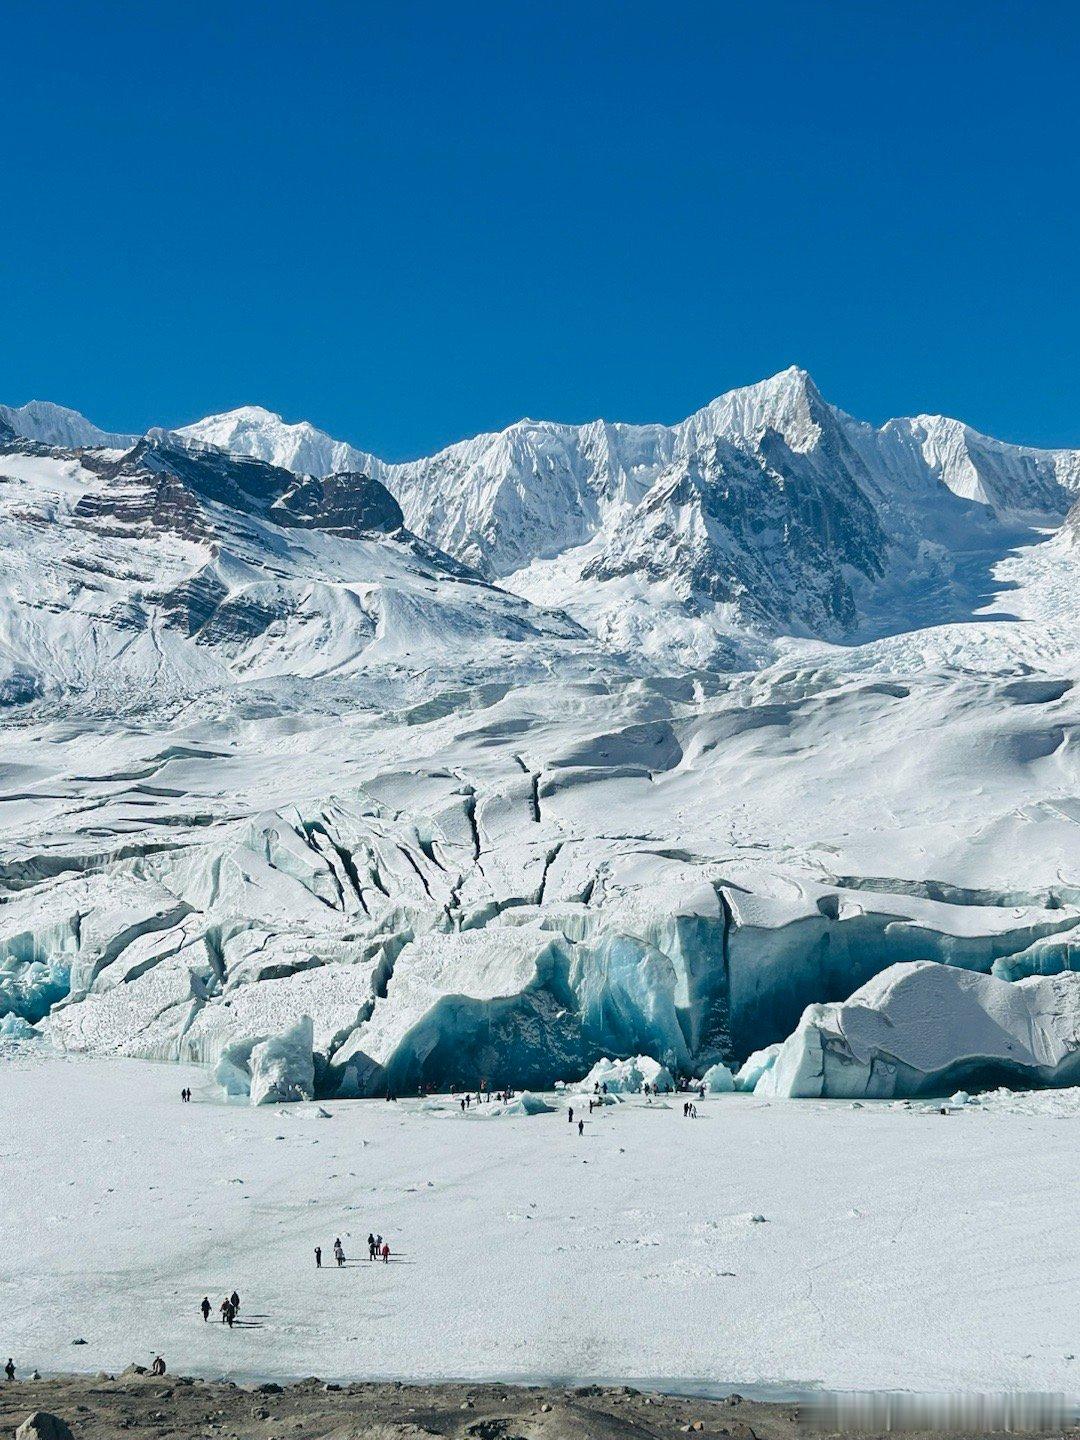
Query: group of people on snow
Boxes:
[
  {"xmin": 454, "ymin": 1087, "xmax": 518, "ymax": 1108},
  {"xmin": 314, "ymin": 1234, "xmax": 391, "ymax": 1267},
  {"xmin": 200, "ymin": 1290, "xmax": 241, "ymax": 1326}
]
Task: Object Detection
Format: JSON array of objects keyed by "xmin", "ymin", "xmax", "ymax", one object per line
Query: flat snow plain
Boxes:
[{"xmin": 3, "ymin": 1050, "xmax": 1078, "ymax": 1396}]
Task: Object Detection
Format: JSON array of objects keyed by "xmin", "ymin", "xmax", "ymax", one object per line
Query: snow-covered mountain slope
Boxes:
[
  {"xmin": 2, "ymin": 379, "xmax": 1080, "ymax": 1097},
  {"xmin": 853, "ymin": 412, "xmax": 1080, "ymax": 517},
  {"xmin": 180, "ymin": 368, "xmax": 1080, "ymax": 668},
  {"xmin": 0, "ymin": 429, "xmax": 587, "ymax": 719}
]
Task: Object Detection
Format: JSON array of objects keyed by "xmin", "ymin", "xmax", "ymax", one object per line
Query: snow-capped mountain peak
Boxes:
[
  {"xmin": 177, "ymin": 405, "xmax": 376, "ymax": 479},
  {"xmin": 4, "ymin": 368, "xmax": 1080, "ymax": 1155},
  {"xmin": 678, "ymin": 364, "xmax": 827, "ymax": 455},
  {"xmin": 7, "ymin": 369, "xmax": 1080, "ymax": 668},
  {"xmin": 0, "ymin": 398, "xmax": 135, "ymax": 450}
]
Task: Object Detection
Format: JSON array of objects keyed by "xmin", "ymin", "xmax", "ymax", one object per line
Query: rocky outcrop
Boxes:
[{"xmin": 15, "ymin": 1413, "xmax": 76, "ymax": 1440}]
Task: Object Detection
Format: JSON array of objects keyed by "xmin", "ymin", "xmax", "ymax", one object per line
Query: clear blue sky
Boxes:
[{"xmin": 4, "ymin": 0, "xmax": 1079, "ymax": 459}]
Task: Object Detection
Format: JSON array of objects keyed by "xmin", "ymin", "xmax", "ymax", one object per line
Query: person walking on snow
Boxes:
[
  {"xmin": 200, "ymin": 1297, "xmax": 211, "ymax": 1322},
  {"xmin": 568, "ymin": 1106, "xmax": 574, "ymax": 1124},
  {"xmin": 368, "ymin": 1233, "xmax": 376, "ymax": 1260},
  {"xmin": 220, "ymin": 1297, "xmax": 231, "ymax": 1323},
  {"xmin": 230, "ymin": 1290, "xmax": 240, "ymax": 1314},
  {"xmin": 315, "ymin": 1246, "xmax": 322, "ymax": 1268},
  {"xmin": 577, "ymin": 1118, "xmax": 584, "ymax": 1136},
  {"xmin": 381, "ymin": 1241, "xmax": 390, "ymax": 1263},
  {"xmin": 5, "ymin": 1359, "xmax": 14, "ymax": 1382}
]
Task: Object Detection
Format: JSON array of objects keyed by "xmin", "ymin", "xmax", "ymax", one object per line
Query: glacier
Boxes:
[
  {"xmin": 236, "ymin": 1015, "xmax": 316, "ymax": 1106},
  {"xmin": 756, "ymin": 962, "xmax": 1080, "ymax": 1099},
  {"xmin": 2, "ymin": 369, "xmax": 1080, "ymax": 1098}
]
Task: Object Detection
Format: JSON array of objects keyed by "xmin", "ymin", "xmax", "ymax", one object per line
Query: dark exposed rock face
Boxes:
[
  {"xmin": 104, "ymin": 432, "xmax": 292, "ymax": 513},
  {"xmin": 91, "ymin": 436, "xmax": 406, "ymax": 545},
  {"xmin": 73, "ymin": 472, "xmax": 212, "ymax": 541},
  {"xmin": 196, "ymin": 589, "xmax": 293, "ymax": 646},
  {"xmin": 583, "ymin": 413, "xmax": 888, "ymax": 638},
  {"xmin": 156, "ymin": 568, "xmax": 230, "ymax": 637},
  {"xmin": 274, "ymin": 471, "xmax": 405, "ymax": 537}
]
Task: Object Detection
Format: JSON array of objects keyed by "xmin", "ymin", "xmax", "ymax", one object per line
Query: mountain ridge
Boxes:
[{"xmin": 6, "ymin": 368, "xmax": 1080, "ymax": 668}]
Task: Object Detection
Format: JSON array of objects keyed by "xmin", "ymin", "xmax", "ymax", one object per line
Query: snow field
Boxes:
[{"xmin": 2, "ymin": 1052, "xmax": 1079, "ymax": 1395}]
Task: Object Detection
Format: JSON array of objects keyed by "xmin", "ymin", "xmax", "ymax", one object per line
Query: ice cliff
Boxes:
[{"xmin": 757, "ymin": 962, "xmax": 1080, "ymax": 1099}]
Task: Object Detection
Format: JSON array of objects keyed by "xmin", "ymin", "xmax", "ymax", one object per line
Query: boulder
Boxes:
[{"xmin": 16, "ymin": 1414, "xmax": 76, "ymax": 1440}]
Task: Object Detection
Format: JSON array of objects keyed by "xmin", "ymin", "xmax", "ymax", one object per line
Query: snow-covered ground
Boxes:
[{"xmin": 3, "ymin": 1049, "xmax": 1079, "ymax": 1396}]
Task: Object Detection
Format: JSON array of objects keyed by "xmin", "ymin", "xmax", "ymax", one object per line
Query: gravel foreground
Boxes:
[{"xmin": 2, "ymin": 1376, "xmax": 1078, "ymax": 1440}]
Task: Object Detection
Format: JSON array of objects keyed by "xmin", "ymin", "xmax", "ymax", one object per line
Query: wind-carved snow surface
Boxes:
[{"xmin": 2, "ymin": 370, "xmax": 1080, "ymax": 1098}]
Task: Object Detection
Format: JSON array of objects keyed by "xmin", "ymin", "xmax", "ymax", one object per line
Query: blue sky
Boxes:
[{"xmin": 3, "ymin": 0, "xmax": 1079, "ymax": 458}]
